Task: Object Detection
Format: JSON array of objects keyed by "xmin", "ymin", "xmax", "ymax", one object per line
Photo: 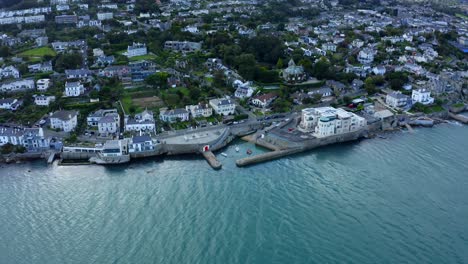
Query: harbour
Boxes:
[{"xmin": 1, "ymin": 124, "xmax": 468, "ymax": 264}]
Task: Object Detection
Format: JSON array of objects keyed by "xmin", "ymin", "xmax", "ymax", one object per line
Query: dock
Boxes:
[
  {"xmin": 201, "ymin": 151, "xmax": 222, "ymax": 170},
  {"xmin": 404, "ymin": 123, "xmax": 414, "ymax": 133},
  {"xmin": 236, "ymin": 148, "xmax": 302, "ymax": 167},
  {"xmin": 47, "ymin": 152, "xmax": 56, "ymax": 164}
]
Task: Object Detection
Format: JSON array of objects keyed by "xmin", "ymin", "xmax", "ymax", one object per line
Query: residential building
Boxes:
[
  {"xmin": 299, "ymin": 107, "xmax": 367, "ymax": 137},
  {"xmin": 37, "ymin": 79, "xmax": 51, "ymax": 91},
  {"xmin": 55, "ymin": 15, "xmax": 78, "ymax": 24},
  {"xmin": 412, "ymin": 89, "xmax": 434, "ymax": 105},
  {"xmin": 372, "ymin": 66, "xmax": 386, "ymax": 75},
  {"xmin": 0, "ymin": 79, "xmax": 35, "ymax": 92},
  {"xmin": 125, "ymin": 43, "xmax": 147, "ymax": 58},
  {"xmin": 87, "ymin": 109, "xmax": 120, "ymax": 127},
  {"xmin": 186, "ymin": 103, "xmax": 213, "ymax": 118},
  {"xmin": 164, "ymin": 41, "xmax": 202, "ymax": 52},
  {"xmin": 97, "ymin": 12, "xmax": 113, "ymax": 21},
  {"xmin": 0, "ymin": 66, "xmax": 20, "ymax": 79},
  {"xmin": 0, "ymin": 98, "xmax": 22, "ymax": 110},
  {"xmin": 0, "ymin": 126, "xmax": 49, "ymax": 151},
  {"xmin": 124, "ymin": 110, "xmax": 156, "ymax": 133},
  {"xmin": 159, "ymin": 108, "xmax": 189, "ymax": 123},
  {"xmin": 64, "ymin": 81, "xmax": 85, "ymax": 97},
  {"xmin": 322, "ymin": 42, "xmax": 337, "ymax": 52},
  {"xmin": 209, "ymin": 98, "xmax": 236, "ymax": 116},
  {"xmin": 129, "ymin": 135, "xmax": 156, "ymax": 153},
  {"xmin": 65, "ymin": 69, "xmax": 92, "ymax": 79},
  {"xmin": 34, "ymin": 95, "xmax": 56, "ymax": 106},
  {"xmin": 251, "ymin": 93, "xmax": 278, "ymax": 108},
  {"xmin": 386, "ymin": 92, "xmax": 410, "ymax": 108},
  {"xmin": 28, "ymin": 61, "xmax": 52, "ymax": 73},
  {"xmin": 358, "ymin": 48, "xmax": 375, "ymax": 64},
  {"xmin": 98, "ymin": 115, "xmax": 120, "ymax": 136},
  {"xmin": 233, "ymin": 80, "xmax": 254, "ymax": 98},
  {"xmin": 282, "ymin": 59, "xmax": 306, "ymax": 83},
  {"xmin": 49, "ymin": 110, "xmax": 78, "ymax": 132}
]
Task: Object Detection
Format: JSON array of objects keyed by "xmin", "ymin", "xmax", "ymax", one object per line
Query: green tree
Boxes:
[{"xmin": 276, "ymin": 58, "xmax": 284, "ymax": 69}]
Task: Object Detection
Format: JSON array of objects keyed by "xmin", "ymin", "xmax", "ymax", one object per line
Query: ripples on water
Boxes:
[{"xmin": 1, "ymin": 125, "xmax": 468, "ymax": 264}]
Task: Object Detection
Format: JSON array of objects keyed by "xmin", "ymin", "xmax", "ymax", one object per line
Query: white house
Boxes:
[
  {"xmin": 97, "ymin": 12, "xmax": 113, "ymax": 21},
  {"xmin": 129, "ymin": 135, "xmax": 156, "ymax": 153},
  {"xmin": 412, "ymin": 89, "xmax": 434, "ymax": 105},
  {"xmin": 186, "ymin": 103, "xmax": 213, "ymax": 118},
  {"xmin": 98, "ymin": 115, "xmax": 119, "ymax": 136},
  {"xmin": 386, "ymin": 92, "xmax": 409, "ymax": 108},
  {"xmin": 49, "ymin": 110, "xmax": 78, "ymax": 132},
  {"xmin": 372, "ymin": 66, "xmax": 386, "ymax": 75},
  {"xmin": 209, "ymin": 98, "xmax": 236, "ymax": 116},
  {"xmin": 125, "ymin": 43, "xmax": 147, "ymax": 58},
  {"xmin": 0, "ymin": 126, "xmax": 49, "ymax": 151},
  {"xmin": 322, "ymin": 43, "xmax": 337, "ymax": 52},
  {"xmin": 87, "ymin": 109, "xmax": 120, "ymax": 126},
  {"xmin": 233, "ymin": 80, "xmax": 254, "ymax": 99},
  {"xmin": 159, "ymin": 108, "xmax": 189, "ymax": 123},
  {"xmin": 34, "ymin": 95, "xmax": 55, "ymax": 106},
  {"xmin": 65, "ymin": 81, "xmax": 84, "ymax": 97},
  {"xmin": 251, "ymin": 93, "xmax": 278, "ymax": 108},
  {"xmin": 358, "ymin": 48, "xmax": 374, "ymax": 64},
  {"xmin": 37, "ymin": 79, "xmax": 51, "ymax": 91},
  {"xmin": 0, "ymin": 79, "xmax": 35, "ymax": 92},
  {"xmin": 124, "ymin": 110, "xmax": 156, "ymax": 132},
  {"xmin": 299, "ymin": 107, "xmax": 367, "ymax": 137},
  {"xmin": 0, "ymin": 98, "xmax": 21, "ymax": 110},
  {"xmin": 0, "ymin": 66, "xmax": 20, "ymax": 79}
]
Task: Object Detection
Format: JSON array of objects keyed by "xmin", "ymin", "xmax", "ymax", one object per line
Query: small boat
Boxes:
[
  {"xmin": 221, "ymin": 152, "xmax": 228, "ymax": 157},
  {"xmin": 235, "ymin": 146, "xmax": 240, "ymax": 152},
  {"xmin": 378, "ymin": 135, "xmax": 387, "ymax": 139},
  {"xmin": 246, "ymin": 149, "xmax": 252, "ymax": 155}
]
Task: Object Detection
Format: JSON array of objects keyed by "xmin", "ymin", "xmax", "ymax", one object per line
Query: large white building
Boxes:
[
  {"xmin": 0, "ymin": 126, "xmax": 49, "ymax": 151},
  {"xmin": 37, "ymin": 79, "xmax": 51, "ymax": 91},
  {"xmin": 209, "ymin": 98, "xmax": 236, "ymax": 116},
  {"xmin": 412, "ymin": 89, "xmax": 434, "ymax": 105},
  {"xmin": 124, "ymin": 110, "xmax": 156, "ymax": 133},
  {"xmin": 358, "ymin": 48, "xmax": 375, "ymax": 64},
  {"xmin": 386, "ymin": 92, "xmax": 409, "ymax": 108},
  {"xmin": 34, "ymin": 95, "xmax": 55, "ymax": 106},
  {"xmin": 49, "ymin": 110, "xmax": 78, "ymax": 132},
  {"xmin": 65, "ymin": 81, "xmax": 85, "ymax": 97},
  {"xmin": 125, "ymin": 43, "xmax": 147, "ymax": 58},
  {"xmin": 159, "ymin": 108, "xmax": 189, "ymax": 123},
  {"xmin": 299, "ymin": 107, "xmax": 367, "ymax": 138},
  {"xmin": 186, "ymin": 103, "xmax": 213, "ymax": 118},
  {"xmin": 0, "ymin": 79, "xmax": 35, "ymax": 92},
  {"xmin": 97, "ymin": 12, "xmax": 113, "ymax": 21}
]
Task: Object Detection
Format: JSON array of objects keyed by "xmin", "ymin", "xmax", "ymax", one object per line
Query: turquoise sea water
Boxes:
[{"xmin": 1, "ymin": 124, "xmax": 468, "ymax": 264}]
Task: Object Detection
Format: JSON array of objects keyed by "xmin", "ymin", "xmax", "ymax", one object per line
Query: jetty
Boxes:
[
  {"xmin": 236, "ymin": 148, "xmax": 302, "ymax": 167},
  {"xmin": 202, "ymin": 151, "xmax": 222, "ymax": 169}
]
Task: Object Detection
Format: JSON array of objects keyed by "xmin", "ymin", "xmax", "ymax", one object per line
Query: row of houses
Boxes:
[{"xmin": 160, "ymin": 98, "xmax": 237, "ymax": 123}]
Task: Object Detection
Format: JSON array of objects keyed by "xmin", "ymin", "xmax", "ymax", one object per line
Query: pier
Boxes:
[
  {"xmin": 202, "ymin": 151, "xmax": 222, "ymax": 170},
  {"xmin": 236, "ymin": 148, "xmax": 302, "ymax": 167}
]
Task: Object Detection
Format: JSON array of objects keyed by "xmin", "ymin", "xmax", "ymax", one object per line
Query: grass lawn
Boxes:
[
  {"xmin": 129, "ymin": 54, "xmax": 158, "ymax": 61},
  {"xmin": 20, "ymin": 47, "xmax": 56, "ymax": 58},
  {"xmin": 121, "ymin": 95, "xmax": 134, "ymax": 114}
]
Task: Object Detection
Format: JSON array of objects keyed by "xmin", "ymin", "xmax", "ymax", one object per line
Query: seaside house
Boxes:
[
  {"xmin": 64, "ymin": 81, "xmax": 85, "ymax": 97},
  {"xmin": 209, "ymin": 98, "xmax": 236, "ymax": 116},
  {"xmin": 299, "ymin": 107, "xmax": 367, "ymax": 137},
  {"xmin": 49, "ymin": 110, "xmax": 78, "ymax": 132},
  {"xmin": 411, "ymin": 89, "xmax": 434, "ymax": 105},
  {"xmin": 129, "ymin": 135, "xmax": 156, "ymax": 153},
  {"xmin": 159, "ymin": 108, "xmax": 189, "ymax": 123},
  {"xmin": 124, "ymin": 110, "xmax": 156, "ymax": 133},
  {"xmin": 185, "ymin": 103, "xmax": 213, "ymax": 118},
  {"xmin": 33, "ymin": 95, "xmax": 55, "ymax": 106},
  {"xmin": 386, "ymin": 92, "xmax": 410, "ymax": 108}
]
